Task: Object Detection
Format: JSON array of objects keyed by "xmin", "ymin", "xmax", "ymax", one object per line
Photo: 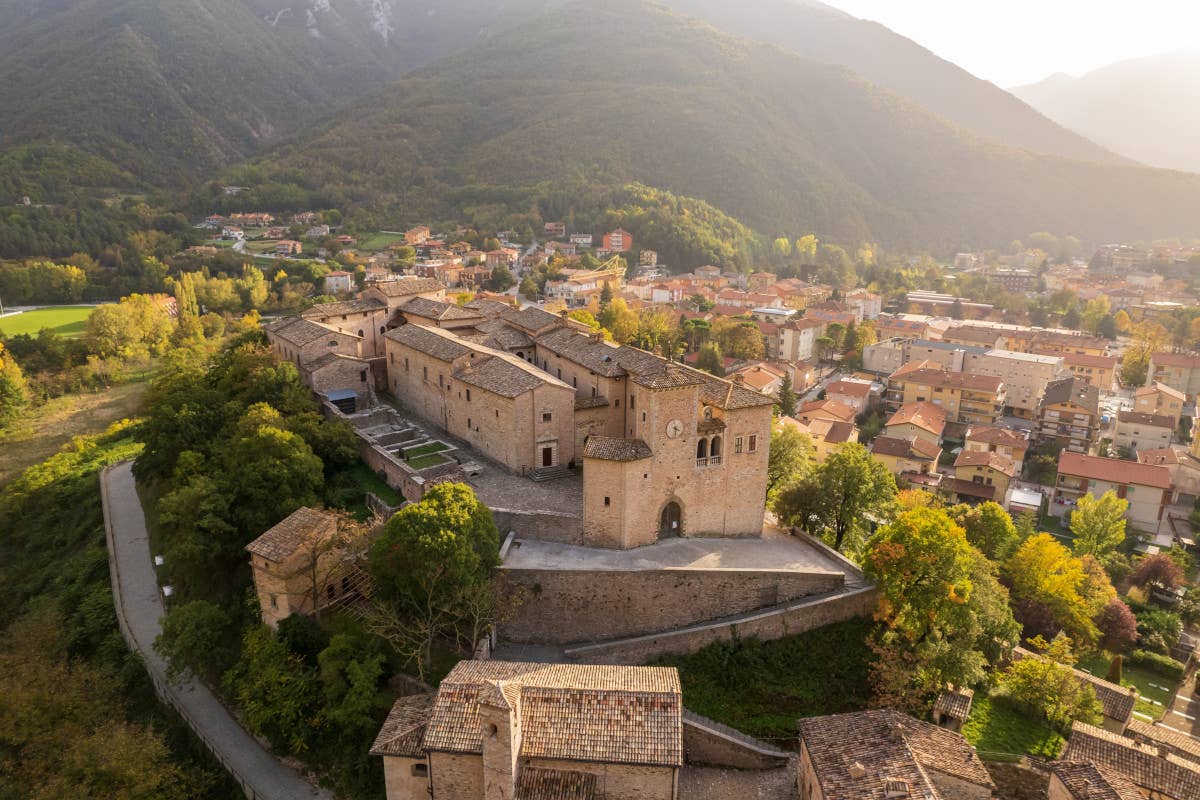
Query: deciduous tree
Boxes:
[
  {"xmin": 999, "ymin": 634, "xmax": 1102, "ymax": 732},
  {"xmin": 773, "ymin": 443, "xmax": 896, "ymax": 554},
  {"xmin": 1095, "ymin": 598, "xmax": 1138, "ymax": 653},
  {"xmin": 949, "ymin": 501, "xmax": 1019, "ymax": 562},
  {"xmin": 1130, "ymin": 553, "xmax": 1185, "ymax": 591},
  {"xmin": 766, "ymin": 425, "xmax": 814, "ymax": 500},
  {"xmin": 1070, "ymin": 490, "xmax": 1128, "ymax": 557}
]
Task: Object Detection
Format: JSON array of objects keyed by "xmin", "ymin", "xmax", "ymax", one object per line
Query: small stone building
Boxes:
[
  {"xmin": 797, "ymin": 710, "xmax": 995, "ymax": 800},
  {"xmin": 371, "ymin": 660, "xmax": 682, "ymax": 800},
  {"xmin": 931, "ymin": 686, "xmax": 973, "ymax": 733},
  {"xmin": 245, "ymin": 507, "xmax": 354, "ymax": 628},
  {"xmin": 1062, "ymin": 721, "xmax": 1200, "ymax": 800}
]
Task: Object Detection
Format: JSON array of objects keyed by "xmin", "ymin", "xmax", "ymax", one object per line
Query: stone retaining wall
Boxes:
[
  {"xmin": 490, "ymin": 508, "xmax": 584, "ymax": 544},
  {"xmin": 562, "ymin": 585, "xmax": 879, "ymax": 665},
  {"xmin": 497, "ymin": 567, "xmax": 844, "ymax": 644}
]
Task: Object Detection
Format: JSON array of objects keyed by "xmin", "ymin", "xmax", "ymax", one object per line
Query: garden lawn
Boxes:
[
  {"xmin": 962, "ymin": 694, "xmax": 1064, "ymax": 759},
  {"xmin": 654, "ymin": 618, "xmax": 873, "ymax": 748},
  {"xmin": 0, "ymin": 305, "xmax": 93, "ymax": 337},
  {"xmin": 1077, "ymin": 654, "xmax": 1176, "ymax": 721},
  {"xmin": 404, "ymin": 442, "xmax": 448, "ymax": 458},
  {"xmin": 407, "ymin": 453, "xmax": 448, "ymax": 470}
]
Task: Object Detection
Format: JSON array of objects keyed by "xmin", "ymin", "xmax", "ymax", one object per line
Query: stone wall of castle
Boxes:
[
  {"xmin": 560, "ymin": 586, "xmax": 880, "ymax": 665},
  {"xmin": 496, "ymin": 567, "xmax": 845, "ymax": 644}
]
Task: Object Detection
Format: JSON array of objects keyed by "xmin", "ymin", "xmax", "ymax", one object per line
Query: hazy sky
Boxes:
[{"xmin": 824, "ymin": 1, "xmax": 1200, "ymax": 87}]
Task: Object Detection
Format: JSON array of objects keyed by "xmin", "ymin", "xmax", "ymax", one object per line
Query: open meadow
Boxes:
[{"xmin": 0, "ymin": 305, "xmax": 93, "ymax": 338}]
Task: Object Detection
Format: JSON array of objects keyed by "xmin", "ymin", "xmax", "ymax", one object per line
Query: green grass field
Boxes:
[
  {"xmin": 359, "ymin": 232, "xmax": 407, "ymax": 251},
  {"xmin": 0, "ymin": 305, "xmax": 93, "ymax": 338},
  {"xmin": 962, "ymin": 693, "xmax": 1064, "ymax": 759}
]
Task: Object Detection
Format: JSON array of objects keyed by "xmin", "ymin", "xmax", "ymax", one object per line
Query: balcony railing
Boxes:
[{"xmin": 696, "ymin": 456, "xmax": 722, "ymax": 468}]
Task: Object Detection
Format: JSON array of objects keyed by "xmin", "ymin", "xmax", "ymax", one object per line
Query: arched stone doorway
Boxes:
[{"xmin": 659, "ymin": 501, "xmax": 682, "ymax": 539}]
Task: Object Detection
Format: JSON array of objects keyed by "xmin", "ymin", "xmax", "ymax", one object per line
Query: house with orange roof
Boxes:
[
  {"xmin": 730, "ymin": 362, "xmax": 786, "ymax": 398},
  {"xmin": 796, "ymin": 399, "xmax": 857, "ymax": 425},
  {"xmin": 884, "ymin": 402, "xmax": 947, "ymax": 447},
  {"xmin": 964, "ymin": 426, "xmax": 1029, "ymax": 473},
  {"xmin": 953, "ymin": 450, "xmax": 1016, "ymax": 505},
  {"xmin": 1134, "ymin": 382, "xmax": 1186, "ymax": 426},
  {"xmin": 1052, "ymin": 451, "xmax": 1172, "ymax": 537},
  {"xmin": 1147, "ymin": 351, "xmax": 1200, "ymax": 396},
  {"xmin": 779, "ymin": 415, "xmax": 858, "ymax": 462},
  {"xmin": 871, "ymin": 435, "xmax": 941, "ymax": 477},
  {"xmin": 824, "ymin": 378, "xmax": 876, "ymax": 414}
]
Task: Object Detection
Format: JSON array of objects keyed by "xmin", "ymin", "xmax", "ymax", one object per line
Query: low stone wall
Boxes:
[
  {"xmin": 562, "ymin": 585, "xmax": 879, "ymax": 665},
  {"xmin": 682, "ymin": 711, "xmax": 791, "ymax": 769},
  {"xmin": 490, "ymin": 508, "xmax": 584, "ymax": 544},
  {"xmin": 497, "ymin": 566, "xmax": 844, "ymax": 644}
]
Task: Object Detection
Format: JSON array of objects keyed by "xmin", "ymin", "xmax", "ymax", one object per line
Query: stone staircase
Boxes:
[{"xmin": 527, "ymin": 464, "xmax": 570, "ymax": 482}]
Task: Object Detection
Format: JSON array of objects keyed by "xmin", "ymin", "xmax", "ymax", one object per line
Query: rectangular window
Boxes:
[
  {"xmin": 438, "ymin": 374, "xmax": 443, "ymax": 387},
  {"xmin": 604, "ymin": 496, "xmax": 611, "ymax": 507},
  {"xmin": 735, "ymin": 436, "xmax": 744, "ymax": 454},
  {"xmin": 642, "ymin": 412, "xmax": 646, "ymax": 422},
  {"xmin": 423, "ymin": 366, "xmax": 428, "ymax": 380},
  {"xmin": 614, "ymin": 398, "xmax": 619, "ymax": 407},
  {"xmin": 748, "ymin": 434, "xmax": 758, "ymax": 453},
  {"xmin": 405, "ymin": 357, "xmax": 409, "ymax": 371},
  {"xmin": 468, "ymin": 418, "xmax": 472, "ymax": 429},
  {"xmin": 630, "ymin": 394, "xmax": 636, "ymax": 409},
  {"xmin": 573, "ymin": 376, "xmax": 577, "ymax": 388},
  {"xmin": 542, "ymin": 412, "xmax": 552, "ymax": 422},
  {"xmin": 466, "ymin": 389, "xmax": 471, "ymax": 401}
]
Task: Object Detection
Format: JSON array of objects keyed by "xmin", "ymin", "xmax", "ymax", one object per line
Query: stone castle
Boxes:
[{"xmin": 267, "ymin": 276, "xmax": 775, "ymax": 549}]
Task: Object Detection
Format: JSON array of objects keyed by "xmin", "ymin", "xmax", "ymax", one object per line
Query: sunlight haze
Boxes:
[{"xmin": 824, "ymin": 0, "xmax": 1200, "ymax": 86}]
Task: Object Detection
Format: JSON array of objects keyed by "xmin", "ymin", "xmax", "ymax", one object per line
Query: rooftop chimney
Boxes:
[{"xmin": 848, "ymin": 762, "xmax": 867, "ymax": 780}]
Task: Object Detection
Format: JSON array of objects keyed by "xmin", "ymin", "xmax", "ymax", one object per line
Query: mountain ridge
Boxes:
[
  {"xmin": 237, "ymin": 0, "xmax": 1200, "ymax": 250},
  {"xmin": 1013, "ymin": 49, "xmax": 1200, "ymax": 173}
]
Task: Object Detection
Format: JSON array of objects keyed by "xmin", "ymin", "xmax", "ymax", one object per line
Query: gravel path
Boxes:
[{"xmin": 102, "ymin": 461, "xmax": 332, "ymax": 800}]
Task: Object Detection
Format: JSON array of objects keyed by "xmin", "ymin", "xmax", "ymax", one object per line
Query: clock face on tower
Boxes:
[{"xmin": 665, "ymin": 419, "xmax": 684, "ymax": 439}]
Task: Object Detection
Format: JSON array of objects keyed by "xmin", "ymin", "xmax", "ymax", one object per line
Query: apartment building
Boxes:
[{"xmin": 1037, "ymin": 377, "xmax": 1100, "ymax": 455}]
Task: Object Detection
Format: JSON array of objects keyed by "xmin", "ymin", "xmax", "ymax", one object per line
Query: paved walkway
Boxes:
[{"xmin": 101, "ymin": 461, "xmax": 331, "ymax": 800}]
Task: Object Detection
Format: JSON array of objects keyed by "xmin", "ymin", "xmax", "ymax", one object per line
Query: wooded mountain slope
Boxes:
[
  {"xmin": 661, "ymin": 0, "xmax": 1129, "ymax": 166},
  {"xmin": 248, "ymin": 0, "xmax": 1200, "ymax": 249}
]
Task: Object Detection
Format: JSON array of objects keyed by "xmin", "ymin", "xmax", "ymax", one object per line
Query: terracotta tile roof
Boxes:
[
  {"xmin": 534, "ymin": 328, "xmax": 628, "ymax": 377},
  {"xmin": 886, "ymin": 401, "xmax": 947, "ymax": 435},
  {"xmin": 1013, "ymin": 648, "xmax": 1137, "ymax": 723},
  {"xmin": 514, "ymin": 768, "xmax": 596, "ymax": 800},
  {"xmin": 245, "ymin": 507, "xmax": 335, "ymax": 562},
  {"xmin": 1117, "ymin": 410, "xmax": 1175, "ymax": 429},
  {"xmin": 1126, "ymin": 720, "xmax": 1200, "ymax": 765},
  {"xmin": 945, "ymin": 478, "xmax": 996, "ymax": 501},
  {"xmin": 826, "ymin": 379, "xmax": 873, "ymax": 398},
  {"xmin": 422, "ymin": 661, "xmax": 681, "ymax": 767},
  {"xmin": 472, "ymin": 319, "xmax": 534, "ymax": 350},
  {"xmin": 385, "ymin": 322, "xmax": 473, "ymax": 361},
  {"xmin": 1151, "ymin": 351, "xmax": 1200, "ymax": 369},
  {"xmin": 898, "ymin": 367, "xmax": 1004, "ymax": 393},
  {"xmin": 300, "ymin": 298, "xmax": 386, "ymax": 318},
  {"xmin": 369, "ymin": 694, "xmax": 434, "ymax": 758},
  {"xmin": 454, "ymin": 355, "xmax": 551, "ymax": 398},
  {"xmin": 464, "ymin": 297, "xmax": 516, "ymax": 316},
  {"xmin": 1041, "ymin": 376, "xmax": 1099, "ymax": 412},
  {"xmin": 954, "ymin": 449, "xmax": 1016, "ymax": 476},
  {"xmin": 964, "ymin": 425, "xmax": 1028, "ymax": 450},
  {"xmin": 1056, "ymin": 451, "xmax": 1172, "ymax": 490},
  {"xmin": 798, "ymin": 710, "xmax": 994, "ymax": 799},
  {"xmin": 583, "ymin": 436, "xmax": 654, "ymax": 462},
  {"xmin": 945, "ymin": 324, "xmax": 1004, "ymax": 345},
  {"xmin": 303, "ymin": 352, "xmax": 367, "ymax": 372},
  {"xmin": 270, "ymin": 317, "xmax": 359, "ymax": 347},
  {"xmin": 630, "ymin": 364, "xmax": 706, "ymax": 390},
  {"xmin": 369, "ymin": 277, "xmax": 445, "ymax": 297},
  {"xmin": 932, "ymin": 687, "xmax": 973, "ymax": 721},
  {"xmin": 798, "ymin": 399, "xmax": 857, "ymax": 423},
  {"xmin": 872, "ymin": 436, "xmax": 939, "ymax": 461},
  {"xmin": 501, "ymin": 306, "xmax": 563, "ymax": 333},
  {"xmin": 401, "ymin": 296, "xmax": 485, "ymax": 321},
  {"xmin": 1061, "ymin": 351, "xmax": 1119, "ymax": 369},
  {"xmin": 1063, "ymin": 721, "xmax": 1200, "ymax": 800},
  {"xmin": 574, "ymin": 396, "xmax": 610, "ymax": 411},
  {"xmin": 1050, "ymin": 761, "xmax": 1145, "ymax": 800},
  {"xmin": 1136, "ymin": 381, "xmax": 1187, "ymax": 401},
  {"xmin": 1137, "ymin": 447, "xmax": 1185, "ymax": 466}
]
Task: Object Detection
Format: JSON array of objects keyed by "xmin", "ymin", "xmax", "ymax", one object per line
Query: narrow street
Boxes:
[{"xmin": 102, "ymin": 461, "xmax": 331, "ymax": 800}]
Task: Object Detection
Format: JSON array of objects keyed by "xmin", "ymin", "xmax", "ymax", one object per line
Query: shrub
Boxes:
[
  {"xmin": 1134, "ymin": 607, "xmax": 1183, "ymax": 655},
  {"xmin": 1126, "ymin": 649, "xmax": 1185, "ymax": 680}
]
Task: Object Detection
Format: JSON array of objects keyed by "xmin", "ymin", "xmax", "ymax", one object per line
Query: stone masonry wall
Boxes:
[
  {"xmin": 497, "ymin": 567, "xmax": 844, "ymax": 644},
  {"xmin": 489, "ymin": 509, "xmax": 584, "ymax": 545},
  {"xmin": 561, "ymin": 585, "xmax": 880, "ymax": 665}
]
